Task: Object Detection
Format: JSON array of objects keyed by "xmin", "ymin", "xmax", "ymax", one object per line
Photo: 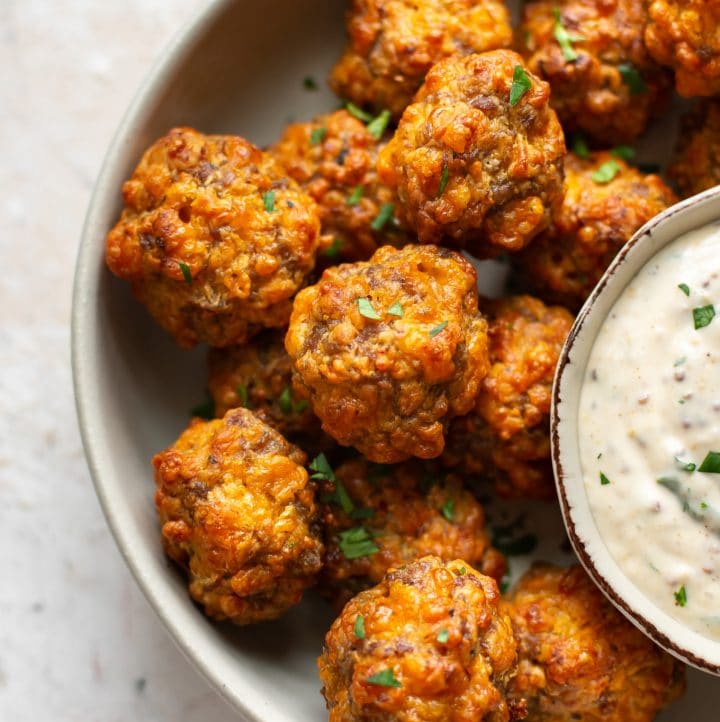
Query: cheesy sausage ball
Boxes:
[
  {"xmin": 505, "ymin": 564, "xmax": 686, "ymax": 722},
  {"xmin": 285, "ymin": 244, "xmax": 490, "ymax": 463},
  {"xmin": 271, "ymin": 110, "xmax": 410, "ymax": 263},
  {"xmin": 330, "ymin": 0, "xmax": 513, "ymax": 119},
  {"xmin": 513, "ymin": 151, "xmax": 677, "ymax": 310},
  {"xmin": 106, "ymin": 127, "xmax": 321, "ymax": 347},
  {"xmin": 377, "ymin": 51, "xmax": 566, "ymax": 255},
  {"xmin": 668, "ymin": 101, "xmax": 720, "ymax": 198},
  {"xmin": 443, "ymin": 296, "xmax": 573, "ymax": 500},
  {"xmin": 153, "ymin": 408, "xmax": 323, "ymax": 624},
  {"xmin": 318, "ymin": 457, "xmax": 506, "ymax": 608},
  {"xmin": 519, "ymin": 0, "xmax": 672, "ymax": 145},
  {"xmin": 319, "ymin": 556, "xmax": 521, "ymax": 722},
  {"xmin": 645, "ymin": 0, "xmax": 720, "ymax": 98}
]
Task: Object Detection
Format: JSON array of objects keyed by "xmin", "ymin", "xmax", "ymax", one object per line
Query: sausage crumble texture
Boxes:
[
  {"xmin": 271, "ymin": 110, "xmax": 410, "ymax": 263},
  {"xmin": 377, "ymin": 50, "xmax": 566, "ymax": 255},
  {"xmin": 519, "ymin": 0, "xmax": 672, "ymax": 145},
  {"xmin": 318, "ymin": 457, "xmax": 506, "ymax": 608},
  {"xmin": 505, "ymin": 564, "xmax": 686, "ymax": 722},
  {"xmin": 645, "ymin": 0, "xmax": 720, "ymax": 98},
  {"xmin": 106, "ymin": 127, "xmax": 321, "ymax": 347},
  {"xmin": 285, "ymin": 244, "xmax": 491, "ymax": 463},
  {"xmin": 153, "ymin": 408, "xmax": 323, "ymax": 625},
  {"xmin": 512, "ymin": 151, "xmax": 677, "ymax": 310},
  {"xmin": 443, "ymin": 295, "xmax": 574, "ymax": 500},
  {"xmin": 318, "ymin": 556, "xmax": 521, "ymax": 722},
  {"xmin": 330, "ymin": 0, "xmax": 513, "ymax": 119}
]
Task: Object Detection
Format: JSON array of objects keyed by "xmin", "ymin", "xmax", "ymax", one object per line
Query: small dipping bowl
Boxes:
[{"xmin": 552, "ymin": 185, "xmax": 720, "ymax": 675}]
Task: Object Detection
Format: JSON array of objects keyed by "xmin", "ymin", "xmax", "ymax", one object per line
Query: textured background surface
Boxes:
[{"xmin": 0, "ymin": 2, "xmax": 232, "ymax": 719}]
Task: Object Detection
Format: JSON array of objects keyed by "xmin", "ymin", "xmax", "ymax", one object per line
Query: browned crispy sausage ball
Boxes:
[
  {"xmin": 377, "ymin": 51, "xmax": 566, "ymax": 255},
  {"xmin": 645, "ymin": 0, "xmax": 720, "ymax": 98},
  {"xmin": 153, "ymin": 408, "xmax": 323, "ymax": 624},
  {"xmin": 330, "ymin": 0, "xmax": 513, "ymax": 119},
  {"xmin": 513, "ymin": 151, "xmax": 677, "ymax": 310},
  {"xmin": 668, "ymin": 101, "xmax": 720, "ymax": 197},
  {"xmin": 285, "ymin": 244, "xmax": 491, "ymax": 463},
  {"xmin": 519, "ymin": 0, "xmax": 672, "ymax": 145},
  {"xmin": 319, "ymin": 556, "xmax": 521, "ymax": 722},
  {"xmin": 270, "ymin": 110, "xmax": 410, "ymax": 263},
  {"xmin": 505, "ymin": 564, "xmax": 686, "ymax": 722},
  {"xmin": 443, "ymin": 296, "xmax": 573, "ymax": 500},
  {"xmin": 106, "ymin": 127, "xmax": 321, "ymax": 348},
  {"xmin": 317, "ymin": 457, "xmax": 506, "ymax": 608}
]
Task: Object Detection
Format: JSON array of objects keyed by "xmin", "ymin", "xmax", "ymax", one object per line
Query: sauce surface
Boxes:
[{"xmin": 579, "ymin": 221, "xmax": 720, "ymax": 640}]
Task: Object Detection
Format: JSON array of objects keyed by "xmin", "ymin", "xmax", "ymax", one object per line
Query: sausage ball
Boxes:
[
  {"xmin": 645, "ymin": 0, "xmax": 720, "ymax": 98},
  {"xmin": 318, "ymin": 457, "xmax": 507, "ymax": 608},
  {"xmin": 519, "ymin": 0, "xmax": 672, "ymax": 145},
  {"xmin": 285, "ymin": 244, "xmax": 491, "ymax": 463},
  {"xmin": 270, "ymin": 110, "xmax": 410, "ymax": 263},
  {"xmin": 668, "ymin": 101, "xmax": 720, "ymax": 198},
  {"xmin": 153, "ymin": 408, "xmax": 323, "ymax": 624},
  {"xmin": 319, "ymin": 556, "xmax": 521, "ymax": 722},
  {"xmin": 330, "ymin": 0, "xmax": 513, "ymax": 119},
  {"xmin": 505, "ymin": 564, "xmax": 686, "ymax": 722},
  {"xmin": 106, "ymin": 127, "xmax": 321, "ymax": 347},
  {"xmin": 443, "ymin": 296, "xmax": 573, "ymax": 500},
  {"xmin": 513, "ymin": 151, "xmax": 677, "ymax": 310},
  {"xmin": 377, "ymin": 51, "xmax": 566, "ymax": 255}
]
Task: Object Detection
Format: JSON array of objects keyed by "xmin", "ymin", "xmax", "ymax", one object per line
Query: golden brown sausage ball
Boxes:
[
  {"xmin": 330, "ymin": 0, "xmax": 513, "ymax": 119},
  {"xmin": 505, "ymin": 564, "xmax": 686, "ymax": 722},
  {"xmin": 317, "ymin": 457, "xmax": 506, "ymax": 608},
  {"xmin": 519, "ymin": 0, "xmax": 672, "ymax": 145},
  {"xmin": 443, "ymin": 296, "xmax": 573, "ymax": 500},
  {"xmin": 285, "ymin": 244, "xmax": 490, "ymax": 463},
  {"xmin": 668, "ymin": 101, "xmax": 720, "ymax": 197},
  {"xmin": 270, "ymin": 110, "xmax": 410, "ymax": 263},
  {"xmin": 319, "ymin": 556, "xmax": 521, "ymax": 722},
  {"xmin": 153, "ymin": 408, "xmax": 323, "ymax": 624},
  {"xmin": 106, "ymin": 127, "xmax": 321, "ymax": 348},
  {"xmin": 645, "ymin": 0, "xmax": 720, "ymax": 98},
  {"xmin": 377, "ymin": 51, "xmax": 566, "ymax": 255},
  {"xmin": 513, "ymin": 151, "xmax": 677, "ymax": 310}
]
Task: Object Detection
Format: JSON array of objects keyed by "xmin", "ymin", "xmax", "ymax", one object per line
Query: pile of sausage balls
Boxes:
[{"xmin": 106, "ymin": 0, "xmax": 719, "ymax": 719}]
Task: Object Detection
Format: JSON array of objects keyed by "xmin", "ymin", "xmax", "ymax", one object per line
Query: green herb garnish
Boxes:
[
  {"xmin": 338, "ymin": 526, "xmax": 380, "ymax": 559},
  {"xmin": 610, "ymin": 145, "xmax": 635, "ymax": 162},
  {"xmin": 699, "ymin": 451, "xmax": 720, "ymax": 473},
  {"xmin": 312, "ymin": 453, "xmax": 355, "ymax": 516},
  {"xmin": 675, "ymin": 456, "xmax": 696, "ymax": 472},
  {"xmin": 457, "ymin": 566, "xmax": 467, "ymax": 575},
  {"xmin": 678, "ymin": 283, "xmax": 690, "ymax": 296},
  {"xmin": 572, "ymin": 134, "xmax": 590, "ymax": 159},
  {"xmin": 366, "ymin": 668, "xmax": 401, "ymax": 688},
  {"xmin": 436, "ymin": 628, "xmax": 449, "ymax": 644},
  {"xmin": 178, "ymin": 261, "xmax": 193, "ymax": 284},
  {"xmin": 367, "ymin": 110, "xmax": 391, "ymax": 140},
  {"xmin": 347, "ymin": 185, "xmax": 364, "ymax": 206},
  {"xmin": 303, "ymin": 76, "xmax": 318, "ymax": 91},
  {"xmin": 357, "ymin": 297, "xmax": 382, "ymax": 320},
  {"xmin": 279, "ymin": 386, "xmax": 294, "ymax": 414},
  {"xmin": 236, "ymin": 384, "xmax": 249, "ymax": 407},
  {"xmin": 355, "ymin": 614, "xmax": 366, "ymax": 639},
  {"xmin": 346, "ymin": 102, "xmax": 373, "ymax": 123},
  {"xmin": 619, "ymin": 63, "xmax": 647, "ymax": 95},
  {"xmin": 387, "ymin": 301, "xmax": 404, "ymax": 317},
  {"xmin": 350, "ymin": 507, "xmax": 375, "ymax": 520},
  {"xmin": 693, "ymin": 304, "xmax": 716, "ymax": 329},
  {"xmin": 553, "ymin": 7, "xmax": 584, "ymax": 62},
  {"xmin": 600, "ymin": 472, "xmax": 611, "ymax": 485},
  {"xmin": 310, "ymin": 127, "xmax": 327, "ymax": 146},
  {"xmin": 429, "ymin": 320, "xmax": 448, "ymax": 338},
  {"xmin": 263, "ymin": 190, "xmax": 276, "ymax": 212},
  {"xmin": 371, "ymin": 203, "xmax": 395, "ymax": 231},
  {"xmin": 591, "ymin": 160, "xmax": 621, "ymax": 184},
  {"xmin": 674, "ymin": 585, "xmax": 687, "ymax": 607},
  {"xmin": 441, "ymin": 498, "xmax": 455, "ymax": 522},
  {"xmin": 438, "ymin": 163, "xmax": 450, "ymax": 198},
  {"xmin": 674, "ymin": 357, "xmax": 686, "ymax": 367},
  {"xmin": 509, "ymin": 65, "xmax": 532, "ymax": 106},
  {"xmin": 323, "ymin": 238, "xmax": 343, "ymax": 258}
]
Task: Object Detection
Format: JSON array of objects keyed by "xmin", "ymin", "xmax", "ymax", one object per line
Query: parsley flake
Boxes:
[
  {"xmin": 371, "ymin": 203, "xmax": 395, "ymax": 231},
  {"xmin": 310, "ymin": 127, "xmax": 327, "ymax": 146},
  {"xmin": 675, "ymin": 456, "xmax": 696, "ymax": 472},
  {"xmin": 387, "ymin": 301, "xmax": 404, "ymax": 317},
  {"xmin": 438, "ymin": 163, "xmax": 450, "ymax": 198},
  {"xmin": 693, "ymin": 304, "xmax": 716, "ymax": 330},
  {"xmin": 346, "ymin": 102, "xmax": 373, "ymax": 123},
  {"xmin": 347, "ymin": 185, "xmax": 364, "ymax": 206},
  {"xmin": 323, "ymin": 238, "xmax": 343, "ymax": 258},
  {"xmin": 572, "ymin": 134, "xmax": 590, "ymax": 159},
  {"xmin": 303, "ymin": 76, "xmax": 319, "ymax": 91},
  {"xmin": 509, "ymin": 65, "xmax": 532, "ymax": 106},
  {"xmin": 600, "ymin": 472, "xmax": 611, "ymax": 485},
  {"xmin": 619, "ymin": 63, "xmax": 647, "ymax": 95},
  {"xmin": 236, "ymin": 384, "xmax": 249, "ymax": 407},
  {"xmin": 610, "ymin": 145, "xmax": 635, "ymax": 162},
  {"xmin": 441, "ymin": 498, "xmax": 455, "ymax": 522},
  {"xmin": 178, "ymin": 261, "xmax": 193, "ymax": 285},
  {"xmin": 263, "ymin": 190, "xmax": 276, "ymax": 212},
  {"xmin": 311, "ymin": 454, "xmax": 356, "ymax": 516},
  {"xmin": 278, "ymin": 386, "xmax": 294, "ymax": 414},
  {"xmin": 678, "ymin": 283, "xmax": 690, "ymax": 296},
  {"xmin": 367, "ymin": 110, "xmax": 391, "ymax": 140},
  {"xmin": 553, "ymin": 8, "xmax": 584, "ymax": 62},
  {"xmin": 699, "ymin": 451, "xmax": 720, "ymax": 474},
  {"xmin": 674, "ymin": 357, "xmax": 686, "ymax": 367},
  {"xmin": 339, "ymin": 527, "xmax": 380, "ymax": 559},
  {"xmin": 429, "ymin": 320, "xmax": 448, "ymax": 338},
  {"xmin": 591, "ymin": 160, "xmax": 621, "ymax": 184},
  {"xmin": 366, "ymin": 668, "xmax": 401, "ymax": 688},
  {"xmin": 457, "ymin": 566, "xmax": 467, "ymax": 575},
  {"xmin": 674, "ymin": 585, "xmax": 687, "ymax": 607},
  {"xmin": 357, "ymin": 297, "xmax": 382, "ymax": 320},
  {"xmin": 436, "ymin": 628, "xmax": 449, "ymax": 644},
  {"xmin": 355, "ymin": 614, "xmax": 366, "ymax": 639}
]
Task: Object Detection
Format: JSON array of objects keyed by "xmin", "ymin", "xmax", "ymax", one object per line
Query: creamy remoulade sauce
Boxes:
[{"xmin": 578, "ymin": 221, "xmax": 720, "ymax": 640}]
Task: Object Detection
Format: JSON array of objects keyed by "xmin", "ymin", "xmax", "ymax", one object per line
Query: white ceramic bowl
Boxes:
[{"xmin": 552, "ymin": 185, "xmax": 720, "ymax": 675}]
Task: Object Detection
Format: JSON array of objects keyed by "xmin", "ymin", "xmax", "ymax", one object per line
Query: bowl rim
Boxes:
[{"xmin": 551, "ymin": 184, "xmax": 720, "ymax": 675}]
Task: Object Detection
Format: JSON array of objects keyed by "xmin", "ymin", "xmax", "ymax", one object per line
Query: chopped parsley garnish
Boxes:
[
  {"xmin": 674, "ymin": 585, "xmax": 687, "ymax": 607},
  {"xmin": 236, "ymin": 384, "xmax": 249, "ymax": 407},
  {"xmin": 323, "ymin": 238, "xmax": 343, "ymax": 258},
  {"xmin": 675, "ymin": 456, "xmax": 696, "ymax": 472},
  {"xmin": 674, "ymin": 357, "xmax": 686, "ymax": 367},
  {"xmin": 263, "ymin": 190, "xmax": 276, "ymax": 212},
  {"xmin": 509, "ymin": 65, "xmax": 532, "ymax": 106},
  {"xmin": 367, "ymin": 110, "xmax": 391, "ymax": 140},
  {"xmin": 610, "ymin": 145, "xmax": 635, "ymax": 162},
  {"xmin": 366, "ymin": 668, "xmax": 401, "ymax": 688},
  {"xmin": 347, "ymin": 185, "xmax": 364, "ymax": 206},
  {"xmin": 357, "ymin": 297, "xmax": 382, "ymax": 320},
  {"xmin": 311, "ymin": 453, "xmax": 355, "ymax": 516},
  {"xmin": 371, "ymin": 203, "xmax": 395, "ymax": 231},
  {"xmin": 699, "ymin": 451, "xmax": 720, "ymax": 474},
  {"xmin": 457, "ymin": 566, "xmax": 467, "ymax": 575},
  {"xmin": 441, "ymin": 498, "xmax": 455, "ymax": 522},
  {"xmin": 338, "ymin": 526, "xmax": 379, "ymax": 559},
  {"xmin": 178, "ymin": 261, "xmax": 193, "ymax": 284},
  {"xmin": 354, "ymin": 614, "xmax": 366, "ymax": 639},
  {"xmin": 553, "ymin": 8, "xmax": 584, "ymax": 62},
  {"xmin": 190, "ymin": 391, "xmax": 214, "ymax": 420},
  {"xmin": 591, "ymin": 160, "xmax": 621, "ymax": 184},
  {"xmin": 310, "ymin": 126, "xmax": 327, "ymax": 146},
  {"xmin": 436, "ymin": 628, "xmax": 449, "ymax": 644},
  {"xmin": 600, "ymin": 471, "xmax": 611, "ymax": 485},
  {"xmin": 619, "ymin": 63, "xmax": 647, "ymax": 95},
  {"xmin": 429, "ymin": 320, "xmax": 448, "ymax": 338},
  {"xmin": 278, "ymin": 386, "xmax": 297, "ymax": 414},
  {"xmin": 572, "ymin": 134, "xmax": 590, "ymax": 159},
  {"xmin": 438, "ymin": 163, "xmax": 450, "ymax": 198},
  {"xmin": 350, "ymin": 507, "xmax": 375, "ymax": 520},
  {"xmin": 303, "ymin": 76, "xmax": 318, "ymax": 91},
  {"xmin": 346, "ymin": 102, "xmax": 373, "ymax": 123},
  {"xmin": 387, "ymin": 301, "xmax": 404, "ymax": 317},
  {"xmin": 693, "ymin": 304, "xmax": 716, "ymax": 330},
  {"xmin": 678, "ymin": 283, "xmax": 690, "ymax": 296}
]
